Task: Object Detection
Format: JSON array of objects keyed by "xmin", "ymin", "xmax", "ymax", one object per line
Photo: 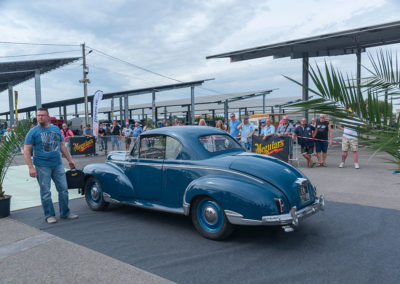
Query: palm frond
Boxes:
[{"xmin": 0, "ymin": 120, "xmax": 31, "ymax": 197}]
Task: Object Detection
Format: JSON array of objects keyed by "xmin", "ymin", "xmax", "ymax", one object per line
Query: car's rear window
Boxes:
[{"xmin": 199, "ymin": 134, "xmax": 242, "ymax": 153}]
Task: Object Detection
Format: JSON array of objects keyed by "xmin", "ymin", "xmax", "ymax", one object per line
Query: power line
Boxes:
[
  {"xmin": 87, "ymin": 45, "xmax": 222, "ymax": 94},
  {"xmin": 0, "ymin": 49, "xmax": 81, "ymax": 59},
  {"xmin": 0, "ymin": 41, "xmax": 79, "ymax": 47}
]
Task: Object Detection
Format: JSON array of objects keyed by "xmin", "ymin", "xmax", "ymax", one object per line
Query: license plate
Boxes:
[{"xmin": 299, "ymin": 185, "xmax": 310, "ymax": 203}]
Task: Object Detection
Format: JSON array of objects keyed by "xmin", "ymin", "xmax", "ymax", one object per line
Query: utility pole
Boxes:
[{"xmin": 80, "ymin": 43, "xmax": 90, "ymax": 126}]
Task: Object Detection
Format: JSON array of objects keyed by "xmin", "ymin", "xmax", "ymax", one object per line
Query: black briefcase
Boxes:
[{"xmin": 65, "ymin": 169, "xmax": 85, "ymax": 189}]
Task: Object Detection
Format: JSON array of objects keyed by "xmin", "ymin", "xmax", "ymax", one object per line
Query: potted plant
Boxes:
[{"xmin": 0, "ymin": 121, "xmax": 30, "ymax": 218}]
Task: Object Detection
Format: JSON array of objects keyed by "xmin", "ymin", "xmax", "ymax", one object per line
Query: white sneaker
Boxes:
[
  {"xmin": 354, "ymin": 163, "xmax": 360, "ymax": 169},
  {"xmin": 338, "ymin": 162, "xmax": 344, "ymax": 168},
  {"xmin": 46, "ymin": 216, "xmax": 57, "ymax": 224}
]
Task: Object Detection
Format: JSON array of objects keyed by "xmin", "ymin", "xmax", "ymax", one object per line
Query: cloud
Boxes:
[{"xmin": 0, "ymin": 0, "xmax": 399, "ymax": 119}]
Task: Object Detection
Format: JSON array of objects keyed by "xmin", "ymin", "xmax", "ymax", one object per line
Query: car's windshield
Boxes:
[{"xmin": 199, "ymin": 134, "xmax": 242, "ymax": 153}]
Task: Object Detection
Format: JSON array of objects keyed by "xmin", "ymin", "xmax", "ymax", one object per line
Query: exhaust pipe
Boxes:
[{"xmin": 282, "ymin": 225, "xmax": 295, "ymax": 233}]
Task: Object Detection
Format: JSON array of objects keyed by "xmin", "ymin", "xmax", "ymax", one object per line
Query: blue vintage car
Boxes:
[{"xmin": 82, "ymin": 126, "xmax": 324, "ymax": 240}]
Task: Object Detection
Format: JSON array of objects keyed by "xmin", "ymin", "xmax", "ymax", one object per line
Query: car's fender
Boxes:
[
  {"xmin": 183, "ymin": 175, "xmax": 287, "ymax": 220},
  {"xmin": 83, "ymin": 162, "xmax": 134, "ymax": 201}
]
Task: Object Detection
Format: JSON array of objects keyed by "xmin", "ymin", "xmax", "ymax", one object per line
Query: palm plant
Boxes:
[
  {"xmin": 0, "ymin": 120, "xmax": 31, "ymax": 199},
  {"xmin": 284, "ymin": 50, "xmax": 400, "ymax": 167}
]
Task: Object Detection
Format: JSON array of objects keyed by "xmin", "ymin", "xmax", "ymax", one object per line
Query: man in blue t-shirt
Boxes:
[
  {"xmin": 24, "ymin": 108, "xmax": 78, "ymax": 224},
  {"xmin": 228, "ymin": 113, "xmax": 241, "ymax": 140},
  {"xmin": 237, "ymin": 115, "xmax": 256, "ymax": 151}
]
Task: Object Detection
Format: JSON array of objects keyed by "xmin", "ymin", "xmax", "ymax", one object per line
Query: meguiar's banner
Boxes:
[
  {"xmin": 69, "ymin": 137, "xmax": 95, "ymax": 155},
  {"xmin": 251, "ymin": 135, "xmax": 290, "ymax": 162},
  {"xmin": 92, "ymin": 90, "xmax": 103, "ymax": 136}
]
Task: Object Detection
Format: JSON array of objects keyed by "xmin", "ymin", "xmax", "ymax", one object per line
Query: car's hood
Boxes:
[{"xmin": 229, "ymin": 152, "xmax": 314, "ymax": 208}]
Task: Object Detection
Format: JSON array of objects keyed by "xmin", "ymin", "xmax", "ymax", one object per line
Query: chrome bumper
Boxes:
[{"xmin": 225, "ymin": 195, "xmax": 325, "ymax": 227}]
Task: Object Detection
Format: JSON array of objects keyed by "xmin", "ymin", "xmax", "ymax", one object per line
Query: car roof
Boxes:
[{"xmin": 143, "ymin": 126, "xmax": 225, "ymax": 137}]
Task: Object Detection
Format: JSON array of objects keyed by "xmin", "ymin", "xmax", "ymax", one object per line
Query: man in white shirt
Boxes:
[
  {"xmin": 337, "ymin": 115, "xmax": 363, "ymax": 169},
  {"xmin": 122, "ymin": 124, "xmax": 134, "ymax": 151},
  {"xmin": 262, "ymin": 118, "xmax": 275, "ymax": 140}
]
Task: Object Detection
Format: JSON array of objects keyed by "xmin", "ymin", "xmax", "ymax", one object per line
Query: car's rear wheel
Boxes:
[
  {"xmin": 191, "ymin": 196, "xmax": 234, "ymax": 240},
  {"xmin": 84, "ymin": 177, "xmax": 109, "ymax": 211}
]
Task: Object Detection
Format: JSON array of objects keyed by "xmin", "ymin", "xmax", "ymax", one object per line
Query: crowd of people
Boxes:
[
  {"xmin": 88, "ymin": 113, "xmax": 362, "ymax": 169},
  {"xmin": 21, "ymin": 111, "xmax": 380, "ymax": 170},
  {"xmin": 198, "ymin": 112, "xmax": 362, "ymax": 169}
]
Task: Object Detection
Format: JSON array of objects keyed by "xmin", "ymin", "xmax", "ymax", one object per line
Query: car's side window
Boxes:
[
  {"xmin": 165, "ymin": 136, "xmax": 182, "ymax": 160},
  {"xmin": 139, "ymin": 135, "xmax": 165, "ymax": 159}
]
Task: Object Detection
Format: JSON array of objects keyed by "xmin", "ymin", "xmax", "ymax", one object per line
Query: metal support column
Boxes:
[
  {"xmin": 63, "ymin": 105, "xmax": 67, "ymax": 121},
  {"xmin": 211, "ymin": 109, "xmax": 215, "ymax": 121},
  {"xmin": 239, "ymin": 108, "xmax": 241, "ymax": 120},
  {"xmin": 244, "ymin": 108, "xmax": 248, "ymax": 115},
  {"xmin": 190, "ymin": 86, "xmax": 195, "ymax": 125},
  {"xmin": 119, "ymin": 97, "xmax": 123, "ymax": 125},
  {"xmin": 75, "ymin": 104, "xmax": 78, "ymax": 117},
  {"xmin": 152, "ymin": 91, "xmax": 156, "ymax": 123},
  {"xmin": 34, "ymin": 70, "xmax": 42, "ymax": 109},
  {"xmin": 142, "ymin": 108, "xmax": 145, "ymax": 120},
  {"xmin": 90, "ymin": 100, "xmax": 94, "ymax": 119},
  {"xmin": 164, "ymin": 106, "xmax": 167, "ymax": 120},
  {"xmin": 302, "ymin": 54, "xmax": 309, "ymax": 120},
  {"xmin": 124, "ymin": 95, "xmax": 129, "ymax": 123},
  {"xmin": 224, "ymin": 100, "xmax": 228, "ymax": 123},
  {"xmin": 271, "ymin": 106, "xmax": 274, "ymax": 114},
  {"xmin": 8, "ymin": 85, "xmax": 14, "ymax": 126},
  {"xmin": 27, "ymin": 111, "xmax": 31, "ymax": 120},
  {"xmin": 107, "ymin": 112, "xmax": 111, "ymax": 121},
  {"xmin": 262, "ymin": 94, "xmax": 266, "ymax": 114},
  {"xmin": 187, "ymin": 105, "xmax": 190, "ymax": 124},
  {"xmin": 129, "ymin": 110, "xmax": 132, "ymax": 119},
  {"xmin": 356, "ymin": 48, "xmax": 362, "ymax": 115},
  {"xmin": 59, "ymin": 106, "xmax": 62, "ymax": 118}
]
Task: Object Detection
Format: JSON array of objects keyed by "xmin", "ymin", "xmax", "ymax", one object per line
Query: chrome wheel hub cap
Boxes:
[
  {"xmin": 204, "ymin": 206, "xmax": 217, "ymax": 224},
  {"xmin": 91, "ymin": 185, "xmax": 99, "ymax": 200}
]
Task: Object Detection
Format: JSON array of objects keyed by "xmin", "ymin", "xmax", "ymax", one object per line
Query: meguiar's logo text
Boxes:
[
  {"xmin": 255, "ymin": 140, "xmax": 285, "ymax": 155},
  {"xmin": 73, "ymin": 139, "xmax": 94, "ymax": 152}
]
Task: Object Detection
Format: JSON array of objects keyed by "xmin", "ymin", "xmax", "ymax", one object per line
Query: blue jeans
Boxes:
[{"xmin": 36, "ymin": 164, "xmax": 70, "ymax": 219}]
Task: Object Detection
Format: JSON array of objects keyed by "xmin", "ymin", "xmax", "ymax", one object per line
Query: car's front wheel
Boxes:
[
  {"xmin": 84, "ymin": 177, "xmax": 109, "ymax": 211},
  {"xmin": 191, "ymin": 196, "xmax": 234, "ymax": 240}
]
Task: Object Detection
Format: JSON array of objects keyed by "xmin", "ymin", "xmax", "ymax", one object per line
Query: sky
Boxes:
[{"xmin": 0, "ymin": 0, "xmax": 399, "ymax": 118}]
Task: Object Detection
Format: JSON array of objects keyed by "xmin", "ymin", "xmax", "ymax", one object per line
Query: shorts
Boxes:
[
  {"xmin": 111, "ymin": 136, "xmax": 120, "ymax": 146},
  {"xmin": 342, "ymin": 137, "xmax": 358, "ymax": 152},
  {"xmin": 315, "ymin": 140, "xmax": 328, "ymax": 153},
  {"xmin": 125, "ymin": 137, "xmax": 132, "ymax": 144},
  {"xmin": 301, "ymin": 145, "xmax": 313, "ymax": 155}
]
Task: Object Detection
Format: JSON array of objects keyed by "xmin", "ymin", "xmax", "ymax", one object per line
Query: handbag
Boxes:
[{"xmin": 65, "ymin": 169, "xmax": 85, "ymax": 189}]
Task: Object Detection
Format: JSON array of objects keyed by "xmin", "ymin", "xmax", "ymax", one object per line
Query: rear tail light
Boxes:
[{"xmin": 274, "ymin": 198, "xmax": 285, "ymax": 213}]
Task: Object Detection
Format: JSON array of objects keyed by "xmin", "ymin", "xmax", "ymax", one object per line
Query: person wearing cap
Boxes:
[
  {"xmin": 228, "ymin": 113, "xmax": 241, "ymax": 140},
  {"xmin": 258, "ymin": 119, "xmax": 266, "ymax": 135},
  {"xmin": 276, "ymin": 116, "xmax": 295, "ymax": 160},
  {"xmin": 262, "ymin": 118, "xmax": 275, "ymax": 140},
  {"xmin": 237, "ymin": 115, "xmax": 255, "ymax": 151}
]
